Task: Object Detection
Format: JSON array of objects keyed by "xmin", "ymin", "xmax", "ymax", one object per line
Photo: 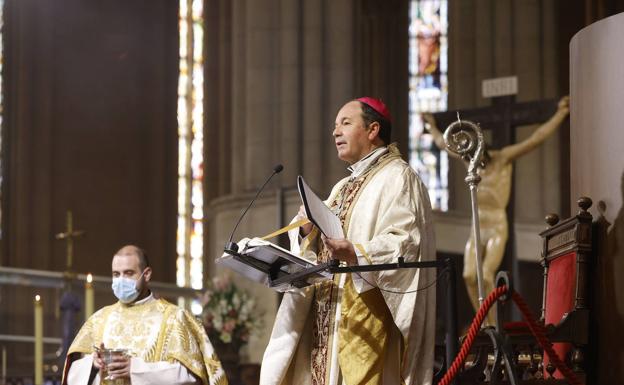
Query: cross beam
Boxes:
[
  {"xmin": 432, "ymin": 96, "xmax": 559, "ymax": 148},
  {"xmin": 54, "ymin": 210, "xmax": 85, "ymax": 272}
]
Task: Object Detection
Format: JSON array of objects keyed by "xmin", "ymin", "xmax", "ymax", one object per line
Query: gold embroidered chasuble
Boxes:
[
  {"xmin": 311, "ymin": 147, "xmax": 402, "ymax": 385},
  {"xmin": 65, "ymin": 296, "xmax": 227, "ymax": 385}
]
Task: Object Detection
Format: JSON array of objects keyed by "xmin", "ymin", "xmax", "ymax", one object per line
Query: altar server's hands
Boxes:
[
  {"xmin": 106, "ymin": 354, "xmax": 131, "ymax": 379},
  {"xmin": 92, "ymin": 343, "xmax": 105, "ymax": 370}
]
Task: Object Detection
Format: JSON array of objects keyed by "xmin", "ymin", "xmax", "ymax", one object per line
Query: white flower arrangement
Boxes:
[{"xmin": 201, "ymin": 274, "xmax": 261, "ymax": 346}]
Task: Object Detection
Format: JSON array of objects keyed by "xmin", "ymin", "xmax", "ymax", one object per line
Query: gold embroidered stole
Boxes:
[{"xmin": 310, "ymin": 147, "xmax": 401, "ymax": 385}]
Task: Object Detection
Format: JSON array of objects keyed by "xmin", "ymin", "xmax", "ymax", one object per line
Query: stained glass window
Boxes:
[
  {"xmin": 177, "ymin": 0, "xmax": 204, "ymax": 289},
  {"xmin": 408, "ymin": 0, "xmax": 449, "ymax": 211}
]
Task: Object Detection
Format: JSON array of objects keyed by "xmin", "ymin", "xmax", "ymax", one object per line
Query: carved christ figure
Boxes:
[{"xmin": 424, "ymin": 96, "xmax": 569, "ymax": 324}]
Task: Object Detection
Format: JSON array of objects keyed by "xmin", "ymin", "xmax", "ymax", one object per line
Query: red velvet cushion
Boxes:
[{"xmin": 543, "ymin": 251, "xmax": 576, "ymax": 378}]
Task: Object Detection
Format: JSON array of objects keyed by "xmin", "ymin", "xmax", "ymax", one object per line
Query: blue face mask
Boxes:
[{"xmin": 112, "ymin": 271, "xmax": 144, "ymax": 304}]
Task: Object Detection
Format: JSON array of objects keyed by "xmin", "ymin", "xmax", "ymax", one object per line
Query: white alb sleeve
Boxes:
[
  {"xmin": 66, "ymin": 355, "xmax": 94, "ymax": 385},
  {"xmin": 129, "ymin": 357, "xmax": 200, "ymax": 385}
]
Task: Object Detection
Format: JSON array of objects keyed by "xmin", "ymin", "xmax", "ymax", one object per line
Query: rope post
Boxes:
[
  {"xmin": 444, "ymin": 257, "xmax": 459, "ymax": 385},
  {"xmin": 495, "ymin": 271, "xmax": 513, "ymax": 331}
]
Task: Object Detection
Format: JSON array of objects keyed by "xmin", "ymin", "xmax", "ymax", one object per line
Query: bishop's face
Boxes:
[{"xmin": 333, "ymin": 101, "xmax": 377, "ymax": 164}]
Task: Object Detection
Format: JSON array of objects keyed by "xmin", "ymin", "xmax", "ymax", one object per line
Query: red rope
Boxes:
[
  {"xmin": 511, "ymin": 292, "xmax": 582, "ymax": 385},
  {"xmin": 437, "ymin": 285, "xmax": 582, "ymax": 385},
  {"xmin": 437, "ymin": 286, "xmax": 507, "ymax": 385}
]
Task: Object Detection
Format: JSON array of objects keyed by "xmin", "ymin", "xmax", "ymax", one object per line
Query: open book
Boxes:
[{"xmin": 217, "ymin": 237, "xmax": 331, "ymax": 292}]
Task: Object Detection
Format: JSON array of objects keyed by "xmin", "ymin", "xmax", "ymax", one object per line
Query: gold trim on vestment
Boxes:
[
  {"xmin": 301, "ymin": 227, "xmax": 319, "ymax": 256},
  {"xmin": 153, "ymin": 302, "xmax": 175, "ymax": 360},
  {"xmin": 338, "ymin": 275, "xmax": 393, "ymax": 385},
  {"xmin": 354, "ymin": 243, "xmax": 372, "ymax": 264},
  {"xmin": 340, "ymin": 146, "xmax": 402, "ymax": 235},
  {"xmin": 311, "ymin": 278, "xmax": 340, "ymax": 385}
]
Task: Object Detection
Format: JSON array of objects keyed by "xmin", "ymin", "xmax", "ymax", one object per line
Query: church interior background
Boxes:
[{"xmin": 1, "ymin": 0, "xmax": 624, "ymax": 383}]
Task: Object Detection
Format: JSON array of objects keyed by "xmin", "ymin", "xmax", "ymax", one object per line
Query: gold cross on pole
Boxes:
[{"xmin": 55, "ymin": 210, "xmax": 85, "ymax": 271}]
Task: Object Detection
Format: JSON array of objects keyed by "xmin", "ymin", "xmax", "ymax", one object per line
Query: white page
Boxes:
[
  {"xmin": 297, "ymin": 176, "xmax": 344, "ymax": 238},
  {"xmin": 244, "ymin": 238, "xmax": 318, "ymax": 267},
  {"xmin": 216, "ymin": 237, "xmax": 331, "ymax": 291}
]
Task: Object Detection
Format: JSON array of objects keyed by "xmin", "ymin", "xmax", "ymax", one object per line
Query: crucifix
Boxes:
[
  {"xmin": 424, "ymin": 76, "xmax": 570, "ymax": 322},
  {"xmin": 55, "ymin": 210, "xmax": 85, "ymax": 272}
]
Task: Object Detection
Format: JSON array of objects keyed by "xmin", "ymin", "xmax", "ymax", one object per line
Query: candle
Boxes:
[
  {"xmin": 2, "ymin": 345, "xmax": 6, "ymax": 385},
  {"xmin": 85, "ymin": 274, "xmax": 94, "ymax": 319},
  {"xmin": 34, "ymin": 295, "xmax": 43, "ymax": 385}
]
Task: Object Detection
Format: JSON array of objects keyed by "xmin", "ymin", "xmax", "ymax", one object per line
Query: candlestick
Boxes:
[
  {"xmin": 2, "ymin": 345, "xmax": 6, "ymax": 385},
  {"xmin": 85, "ymin": 273, "xmax": 94, "ymax": 319},
  {"xmin": 34, "ymin": 295, "xmax": 43, "ymax": 385}
]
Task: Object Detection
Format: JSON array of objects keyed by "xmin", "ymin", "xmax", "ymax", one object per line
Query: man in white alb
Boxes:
[
  {"xmin": 62, "ymin": 245, "xmax": 227, "ymax": 385},
  {"xmin": 260, "ymin": 97, "xmax": 437, "ymax": 385}
]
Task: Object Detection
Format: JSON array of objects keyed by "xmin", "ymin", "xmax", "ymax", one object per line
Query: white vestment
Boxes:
[{"xmin": 260, "ymin": 146, "xmax": 436, "ymax": 385}]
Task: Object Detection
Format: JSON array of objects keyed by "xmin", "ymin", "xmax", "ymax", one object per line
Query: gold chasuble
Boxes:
[
  {"xmin": 65, "ymin": 296, "xmax": 227, "ymax": 385},
  {"xmin": 260, "ymin": 144, "xmax": 437, "ymax": 385}
]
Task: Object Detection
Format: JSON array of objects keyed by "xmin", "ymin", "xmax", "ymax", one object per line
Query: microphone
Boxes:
[{"xmin": 225, "ymin": 164, "xmax": 284, "ymax": 252}]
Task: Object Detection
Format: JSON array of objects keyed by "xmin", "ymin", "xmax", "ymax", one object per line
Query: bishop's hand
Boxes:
[
  {"xmin": 322, "ymin": 236, "xmax": 357, "ymax": 265},
  {"xmin": 298, "ymin": 205, "xmax": 313, "ymax": 237}
]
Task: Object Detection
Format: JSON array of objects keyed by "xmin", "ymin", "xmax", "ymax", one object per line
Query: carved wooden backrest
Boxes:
[{"xmin": 539, "ymin": 197, "xmax": 593, "ymax": 379}]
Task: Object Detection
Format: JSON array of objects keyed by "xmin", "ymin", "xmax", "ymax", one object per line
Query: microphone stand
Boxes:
[{"xmin": 225, "ymin": 164, "xmax": 283, "ymax": 252}]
